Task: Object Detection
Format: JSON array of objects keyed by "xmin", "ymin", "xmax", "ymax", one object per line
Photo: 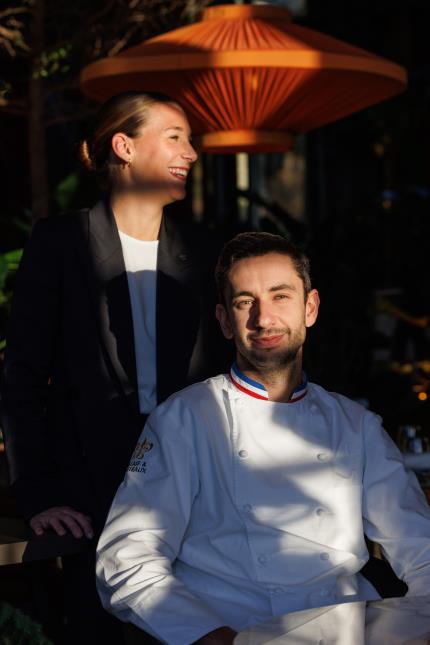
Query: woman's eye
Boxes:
[{"xmin": 169, "ymin": 135, "xmax": 179, "ymax": 140}]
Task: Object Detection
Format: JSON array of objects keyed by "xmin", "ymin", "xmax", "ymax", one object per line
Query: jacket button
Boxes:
[
  {"xmin": 316, "ymin": 508, "xmax": 325, "ymax": 516},
  {"xmin": 317, "ymin": 453, "xmax": 328, "ymax": 462},
  {"xmin": 238, "ymin": 449, "xmax": 248, "ymax": 459},
  {"xmin": 257, "ymin": 554, "xmax": 268, "ymax": 565},
  {"xmin": 320, "ymin": 552, "xmax": 330, "ymax": 561}
]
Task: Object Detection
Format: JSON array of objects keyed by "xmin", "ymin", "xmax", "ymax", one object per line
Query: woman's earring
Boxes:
[{"xmin": 127, "ymin": 158, "xmax": 132, "ymax": 168}]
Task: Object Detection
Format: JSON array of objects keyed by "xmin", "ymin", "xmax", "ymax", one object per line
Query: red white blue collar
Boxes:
[{"xmin": 230, "ymin": 363, "xmax": 308, "ymax": 403}]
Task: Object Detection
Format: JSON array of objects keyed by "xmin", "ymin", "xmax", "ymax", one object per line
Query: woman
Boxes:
[{"xmin": 1, "ymin": 92, "xmax": 228, "ymax": 643}]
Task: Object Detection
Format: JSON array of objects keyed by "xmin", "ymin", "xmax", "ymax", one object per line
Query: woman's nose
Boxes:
[{"xmin": 182, "ymin": 141, "xmax": 198, "ymax": 163}]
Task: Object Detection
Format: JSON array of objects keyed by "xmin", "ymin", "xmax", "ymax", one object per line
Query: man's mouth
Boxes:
[
  {"xmin": 168, "ymin": 167, "xmax": 189, "ymax": 182},
  {"xmin": 250, "ymin": 333, "xmax": 285, "ymax": 348}
]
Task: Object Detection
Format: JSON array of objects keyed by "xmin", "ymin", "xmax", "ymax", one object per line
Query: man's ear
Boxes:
[
  {"xmin": 215, "ymin": 303, "xmax": 234, "ymax": 340},
  {"xmin": 305, "ymin": 289, "xmax": 320, "ymax": 328}
]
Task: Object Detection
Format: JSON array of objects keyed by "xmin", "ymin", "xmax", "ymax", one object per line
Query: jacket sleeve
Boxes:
[
  {"xmin": 96, "ymin": 398, "xmax": 225, "ymax": 645},
  {"xmin": 0, "ymin": 218, "xmax": 66, "ymax": 518},
  {"xmin": 362, "ymin": 412, "xmax": 430, "ymax": 595}
]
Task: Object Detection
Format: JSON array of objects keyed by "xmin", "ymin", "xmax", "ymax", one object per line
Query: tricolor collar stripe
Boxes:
[
  {"xmin": 290, "ymin": 374, "xmax": 308, "ymax": 403},
  {"xmin": 231, "ymin": 362, "xmax": 266, "ymax": 391},
  {"xmin": 230, "ymin": 377, "xmax": 269, "ymax": 401},
  {"xmin": 230, "ymin": 363, "xmax": 308, "ymax": 403},
  {"xmin": 230, "ymin": 363, "xmax": 269, "ymax": 400},
  {"xmin": 289, "ymin": 389, "xmax": 307, "ymax": 403}
]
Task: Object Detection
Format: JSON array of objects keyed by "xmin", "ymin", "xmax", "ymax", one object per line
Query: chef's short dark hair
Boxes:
[{"xmin": 215, "ymin": 232, "xmax": 312, "ymax": 305}]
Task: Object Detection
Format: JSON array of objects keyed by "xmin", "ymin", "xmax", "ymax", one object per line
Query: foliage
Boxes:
[
  {"xmin": 0, "ymin": 248, "xmax": 23, "ymax": 351},
  {"xmin": 0, "ymin": 0, "xmax": 211, "ymax": 123},
  {"xmin": 0, "ymin": 602, "xmax": 52, "ymax": 645},
  {"xmin": 54, "ymin": 172, "xmax": 79, "ymax": 212}
]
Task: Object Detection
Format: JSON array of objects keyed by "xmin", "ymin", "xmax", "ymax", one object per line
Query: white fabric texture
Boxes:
[
  {"xmin": 119, "ymin": 231, "xmax": 158, "ymax": 414},
  {"xmin": 97, "ymin": 375, "xmax": 430, "ymax": 644}
]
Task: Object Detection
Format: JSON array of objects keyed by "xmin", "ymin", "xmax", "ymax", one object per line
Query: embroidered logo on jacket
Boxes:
[{"xmin": 128, "ymin": 437, "xmax": 153, "ymax": 473}]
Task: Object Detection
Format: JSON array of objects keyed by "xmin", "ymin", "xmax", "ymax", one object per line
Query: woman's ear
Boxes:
[
  {"xmin": 111, "ymin": 133, "xmax": 133, "ymax": 165},
  {"xmin": 215, "ymin": 304, "xmax": 234, "ymax": 340}
]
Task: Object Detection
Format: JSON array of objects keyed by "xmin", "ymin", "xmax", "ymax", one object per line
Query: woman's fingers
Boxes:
[{"xmin": 30, "ymin": 506, "xmax": 94, "ymax": 539}]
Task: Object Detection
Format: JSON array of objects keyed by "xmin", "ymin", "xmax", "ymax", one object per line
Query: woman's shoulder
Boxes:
[
  {"xmin": 29, "ymin": 209, "xmax": 91, "ymax": 249},
  {"xmin": 163, "ymin": 212, "xmax": 223, "ymax": 260},
  {"xmin": 35, "ymin": 208, "xmax": 89, "ymax": 232}
]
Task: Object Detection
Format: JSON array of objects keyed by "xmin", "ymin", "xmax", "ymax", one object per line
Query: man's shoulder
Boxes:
[
  {"xmin": 150, "ymin": 374, "xmax": 228, "ymax": 423},
  {"xmin": 308, "ymin": 382, "xmax": 379, "ymax": 428},
  {"xmin": 160, "ymin": 374, "xmax": 228, "ymax": 408}
]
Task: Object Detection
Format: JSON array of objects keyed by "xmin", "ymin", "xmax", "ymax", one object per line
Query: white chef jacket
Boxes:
[
  {"xmin": 236, "ymin": 597, "xmax": 430, "ymax": 645},
  {"xmin": 96, "ymin": 373, "xmax": 430, "ymax": 645}
]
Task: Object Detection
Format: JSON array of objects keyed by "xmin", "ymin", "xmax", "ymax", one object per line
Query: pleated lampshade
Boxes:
[{"xmin": 80, "ymin": 4, "xmax": 407, "ymax": 153}]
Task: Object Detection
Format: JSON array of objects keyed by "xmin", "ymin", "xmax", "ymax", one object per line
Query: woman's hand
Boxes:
[
  {"xmin": 30, "ymin": 506, "xmax": 94, "ymax": 539},
  {"xmin": 195, "ymin": 627, "xmax": 237, "ymax": 644}
]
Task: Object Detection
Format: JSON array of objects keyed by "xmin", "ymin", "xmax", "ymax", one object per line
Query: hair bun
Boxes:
[{"xmin": 78, "ymin": 139, "xmax": 96, "ymax": 172}]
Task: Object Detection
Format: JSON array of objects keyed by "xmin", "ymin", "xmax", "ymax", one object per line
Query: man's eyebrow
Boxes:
[
  {"xmin": 231, "ymin": 290, "xmax": 254, "ymax": 300},
  {"xmin": 164, "ymin": 126, "xmax": 185, "ymax": 132},
  {"xmin": 269, "ymin": 283, "xmax": 297, "ymax": 292}
]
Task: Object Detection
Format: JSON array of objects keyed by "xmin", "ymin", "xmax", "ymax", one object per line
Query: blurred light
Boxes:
[
  {"xmin": 373, "ymin": 142, "xmax": 385, "ymax": 157},
  {"xmin": 418, "ymin": 392, "xmax": 428, "ymax": 402},
  {"xmin": 382, "ymin": 199, "xmax": 392, "ymax": 210}
]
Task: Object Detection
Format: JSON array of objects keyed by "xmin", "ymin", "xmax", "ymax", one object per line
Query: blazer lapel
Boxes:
[
  {"xmin": 74, "ymin": 200, "xmax": 139, "ymax": 416},
  {"xmin": 156, "ymin": 213, "xmax": 200, "ymax": 404}
]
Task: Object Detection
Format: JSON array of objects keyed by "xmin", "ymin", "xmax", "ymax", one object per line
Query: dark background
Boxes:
[{"xmin": 1, "ymin": 0, "xmax": 429, "ymax": 439}]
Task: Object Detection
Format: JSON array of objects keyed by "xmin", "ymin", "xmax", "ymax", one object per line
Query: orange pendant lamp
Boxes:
[{"xmin": 80, "ymin": 4, "xmax": 407, "ymax": 153}]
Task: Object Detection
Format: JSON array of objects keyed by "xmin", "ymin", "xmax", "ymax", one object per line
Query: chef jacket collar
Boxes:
[{"xmin": 230, "ymin": 362, "xmax": 308, "ymax": 403}]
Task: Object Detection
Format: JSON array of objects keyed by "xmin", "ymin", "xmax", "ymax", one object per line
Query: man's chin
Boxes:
[{"xmin": 244, "ymin": 347, "xmax": 299, "ymax": 370}]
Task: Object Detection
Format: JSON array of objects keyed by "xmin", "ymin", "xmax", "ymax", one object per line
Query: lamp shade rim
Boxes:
[
  {"xmin": 81, "ymin": 51, "xmax": 407, "ymax": 86},
  {"xmin": 196, "ymin": 129, "xmax": 294, "ymax": 154},
  {"xmin": 201, "ymin": 4, "xmax": 293, "ymax": 22}
]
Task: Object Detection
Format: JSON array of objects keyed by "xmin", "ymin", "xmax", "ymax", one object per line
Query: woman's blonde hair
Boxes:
[{"xmin": 78, "ymin": 91, "xmax": 176, "ymax": 183}]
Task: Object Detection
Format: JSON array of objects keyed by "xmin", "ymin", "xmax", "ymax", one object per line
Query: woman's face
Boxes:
[{"xmin": 127, "ymin": 102, "xmax": 197, "ymax": 205}]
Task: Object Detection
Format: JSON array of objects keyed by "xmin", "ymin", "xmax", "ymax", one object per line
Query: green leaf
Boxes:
[
  {"xmin": 55, "ymin": 173, "xmax": 79, "ymax": 212},
  {"xmin": 0, "ymin": 255, "xmax": 7, "ymax": 291},
  {"xmin": 4, "ymin": 249, "xmax": 23, "ymax": 271}
]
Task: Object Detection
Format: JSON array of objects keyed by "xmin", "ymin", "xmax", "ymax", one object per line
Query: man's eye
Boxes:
[
  {"xmin": 275, "ymin": 294, "xmax": 289, "ymax": 300},
  {"xmin": 169, "ymin": 135, "xmax": 179, "ymax": 140},
  {"xmin": 235, "ymin": 300, "xmax": 252, "ymax": 308}
]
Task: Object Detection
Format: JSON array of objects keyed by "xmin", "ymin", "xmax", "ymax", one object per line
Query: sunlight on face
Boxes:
[
  {"xmin": 129, "ymin": 102, "xmax": 197, "ymax": 205},
  {"xmin": 217, "ymin": 253, "xmax": 319, "ymax": 370}
]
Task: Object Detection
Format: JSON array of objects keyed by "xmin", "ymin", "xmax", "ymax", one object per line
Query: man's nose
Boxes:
[{"xmin": 253, "ymin": 301, "xmax": 276, "ymax": 328}]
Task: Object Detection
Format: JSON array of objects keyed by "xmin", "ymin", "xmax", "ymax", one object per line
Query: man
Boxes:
[{"xmin": 96, "ymin": 232, "xmax": 430, "ymax": 645}]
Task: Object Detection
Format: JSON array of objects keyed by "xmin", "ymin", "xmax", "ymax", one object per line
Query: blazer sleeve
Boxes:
[
  {"xmin": 361, "ymin": 412, "xmax": 430, "ymax": 596},
  {"xmin": 0, "ymin": 217, "xmax": 66, "ymax": 518},
  {"xmin": 96, "ymin": 398, "xmax": 225, "ymax": 645}
]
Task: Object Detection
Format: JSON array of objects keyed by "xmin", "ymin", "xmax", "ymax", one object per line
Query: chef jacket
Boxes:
[
  {"xmin": 236, "ymin": 597, "xmax": 430, "ymax": 645},
  {"xmin": 96, "ymin": 370, "xmax": 430, "ymax": 645}
]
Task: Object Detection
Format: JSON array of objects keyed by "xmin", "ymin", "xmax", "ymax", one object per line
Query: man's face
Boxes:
[{"xmin": 216, "ymin": 253, "xmax": 319, "ymax": 371}]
